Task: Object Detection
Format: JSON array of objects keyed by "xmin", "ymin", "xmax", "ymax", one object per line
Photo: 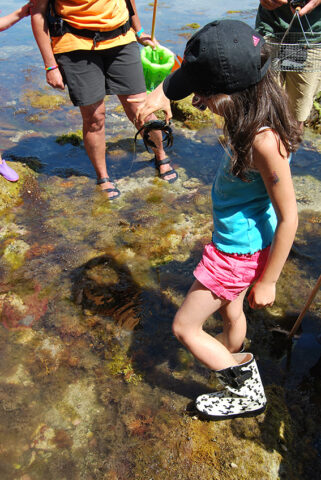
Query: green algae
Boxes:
[
  {"xmin": 22, "ymin": 89, "xmax": 68, "ymax": 110},
  {"xmin": 0, "ymin": 166, "xmax": 24, "ymax": 212},
  {"xmin": 262, "ymin": 385, "xmax": 294, "ymax": 450},
  {"xmin": 26, "ymin": 112, "xmax": 49, "ymax": 123},
  {"xmin": 113, "ymin": 104, "xmax": 125, "ymax": 114},
  {"xmin": 145, "ymin": 190, "xmax": 164, "ymax": 204},
  {"xmin": 170, "ymin": 95, "xmax": 225, "ymax": 129},
  {"xmin": 2, "ymin": 239, "xmax": 30, "ymax": 269},
  {"xmin": 0, "ymin": 162, "xmax": 38, "ymax": 214},
  {"xmin": 306, "ymin": 91, "xmax": 321, "ymax": 132},
  {"xmin": 56, "ymin": 130, "xmax": 83, "ymax": 146},
  {"xmin": 106, "ymin": 346, "xmax": 143, "ymax": 384},
  {"xmin": 171, "ymin": 95, "xmax": 213, "ymax": 126},
  {"xmin": 184, "ymin": 23, "xmax": 200, "ymax": 29},
  {"xmin": 8, "ymin": 155, "xmax": 44, "ymax": 172}
]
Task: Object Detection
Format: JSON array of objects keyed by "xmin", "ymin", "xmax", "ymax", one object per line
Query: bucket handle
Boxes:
[{"xmin": 281, "ymin": 7, "xmax": 313, "ymax": 46}]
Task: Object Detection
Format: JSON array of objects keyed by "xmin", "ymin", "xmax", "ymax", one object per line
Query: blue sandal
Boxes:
[{"xmin": 97, "ymin": 177, "xmax": 121, "ymax": 200}]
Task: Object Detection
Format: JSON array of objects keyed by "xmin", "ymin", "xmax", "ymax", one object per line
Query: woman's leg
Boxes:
[
  {"xmin": 216, "ymin": 288, "xmax": 248, "ymax": 353},
  {"xmin": 80, "ymin": 100, "xmax": 116, "ymax": 194},
  {"xmin": 172, "ymin": 280, "xmax": 239, "ymax": 371},
  {"xmin": 118, "ymin": 92, "xmax": 177, "ymax": 182}
]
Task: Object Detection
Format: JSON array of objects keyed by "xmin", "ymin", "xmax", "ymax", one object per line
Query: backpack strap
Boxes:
[
  {"xmin": 46, "ymin": 0, "xmax": 132, "ymax": 47},
  {"xmin": 125, "ymin": 0, "xmax": 135, "ymax": 19}
]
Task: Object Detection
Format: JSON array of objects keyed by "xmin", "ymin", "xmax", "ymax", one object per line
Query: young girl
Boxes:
[
  {"xmin": 0, "ymin": 2, "xmax": 33, "ymax": 182},
  {"xmin": 131, "ymin": 19, "xmax": 301, "ymax": 420}
]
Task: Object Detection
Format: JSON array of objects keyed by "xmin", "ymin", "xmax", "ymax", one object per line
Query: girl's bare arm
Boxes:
[
  {"xmin": 129, "ymin": 82, "xmax": 173, "ymax": 126},
  {"xmin": 248, "ymin": 130, "xmax": 298, "ymax": 309},
  {"xmin": 0, "ymin": 3, "xmax": 32, "ymax": 32}
]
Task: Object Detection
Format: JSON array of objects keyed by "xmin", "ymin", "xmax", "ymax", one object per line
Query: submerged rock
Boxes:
[
  {"xmin": 0, "ymin": 161, "xmax": 37, "ymax": 212},
  {"xmin": 22, "ymin": 89, "xmax": 68, "ymax": 110},
  {"xmin": 171, "ymin": 95, "xmax": 223, "ymax": 129},
  {"xmin": 56, "ymin": 130, "xmax": 83, "ymax": 146},
  {"xmin": 3, "ymin": 239, "xmax": 30, "ymax": 269}
]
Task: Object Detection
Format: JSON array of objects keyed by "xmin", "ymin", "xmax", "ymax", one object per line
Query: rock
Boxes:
[{"xmin": 0, "ymin": 161, "xmax": 37, "ymax": 213}]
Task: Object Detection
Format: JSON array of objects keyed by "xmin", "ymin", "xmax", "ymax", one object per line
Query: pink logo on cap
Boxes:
[{"xmin": 252, "ymin": 35, "xmax": 260, "ymax": 47}]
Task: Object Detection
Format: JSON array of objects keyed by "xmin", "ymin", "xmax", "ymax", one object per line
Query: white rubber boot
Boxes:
[{"xmin": 195, "ymin": 353, "xmax": 266, "ymax": 420}]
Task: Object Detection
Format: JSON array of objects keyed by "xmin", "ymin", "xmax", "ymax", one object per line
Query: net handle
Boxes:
[{"xmin": 151, "ymin": 0, "xmax": 158, "ymax": 41}]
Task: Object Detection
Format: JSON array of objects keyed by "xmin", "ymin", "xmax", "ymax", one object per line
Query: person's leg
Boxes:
[
  {"xmin": 79, "ymin": 100, "xmax": 119, "ymax": 199},
  {"xmin": 172, "ymin": 279, "xmax": 239, "ymax": 371},
  {"xmin": 215, "ymin": 288, "xmax": 248, "ymax": 353},
  {"xmin": 284, "ymin": 69, "xmax": 321, "ymax": 127},
  {"xmin": 118, "ymin": 92, "xmax": 177, "ymax": 182},
  {"xmin": 56, "ymin": 51, "xmax": 120, "ymax": 197},
  {"xmin": 104, "ymin": 42, "xmax": 177, "ymax": 183}
]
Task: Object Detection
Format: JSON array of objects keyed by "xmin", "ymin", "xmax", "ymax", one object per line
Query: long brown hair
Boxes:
[{"xmin": 209, "ymin": 48, "xmax": 302, "ymax": 181}]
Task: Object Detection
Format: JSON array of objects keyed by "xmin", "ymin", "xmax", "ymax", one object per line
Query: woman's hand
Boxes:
[
  {"xmin": 137, "ymin": 32, "xmax": 159, "ymax": 49},
  {"xmin": 248, "ymin": 280, "xmax": 276, "ymax": 309},
  {"xmin": 46, "ymin": 68, "xmax": 65, "ymax": 90}
]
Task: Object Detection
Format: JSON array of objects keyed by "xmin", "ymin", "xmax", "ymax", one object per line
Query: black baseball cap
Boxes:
[{"xmin": 163, "ymin": 20, "xmax": 271, "ymax": 101}]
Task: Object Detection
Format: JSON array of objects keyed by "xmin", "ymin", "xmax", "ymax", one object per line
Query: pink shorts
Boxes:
[{"xmin": 193, "ymin": 243, "xmax": 270, "ymax": 301}]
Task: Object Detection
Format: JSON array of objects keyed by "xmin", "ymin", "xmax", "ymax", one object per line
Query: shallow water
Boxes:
[{"xmin": 0, "ymin": 2, "xmax": 321, "ymax": 480}]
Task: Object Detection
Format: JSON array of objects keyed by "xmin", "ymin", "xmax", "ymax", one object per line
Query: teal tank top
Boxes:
[{"xmin": 211, "ymin": 150, "xmax": 281, "ymax": 255}]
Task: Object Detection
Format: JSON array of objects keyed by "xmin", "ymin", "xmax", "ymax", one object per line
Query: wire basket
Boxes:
[
  {"xmin": 265, "ymin": 8, "xmax": 321, "ymax": 73},
  {"xmin": 266, "ymin": 31, "xmax": 321, "ymax": 72}
]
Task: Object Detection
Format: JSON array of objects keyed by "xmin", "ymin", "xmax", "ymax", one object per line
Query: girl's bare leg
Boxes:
[
  {"xmin": 216, "ymin": 288, "xmax": 248, "ymax": 353},
  {"xmin": 172, "ymin": 280, "xmax": 239, "ymax": 371}
]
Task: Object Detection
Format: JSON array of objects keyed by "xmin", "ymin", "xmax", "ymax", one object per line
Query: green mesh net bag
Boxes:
[{"xmin": 141, "ymin": 45, "xmax": 175, "ymax": 93}]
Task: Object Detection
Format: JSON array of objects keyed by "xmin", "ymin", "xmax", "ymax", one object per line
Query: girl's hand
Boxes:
[
  {"xmin": 128, "ymin": 83, "xmax": 172, "ymax": 126},
  {"xmin": 248, "ymin": 281, "xmax": 276, "ymax": 309},
  {"xmin": 46, "ymin": 68, "xmax": 65, "ymax": 90},
  {"xmin": 136, "ymin": 32, "xmax": 159, "ymax": 49},
  {"xmin": 22, "ymin": 2, "xmax": 34, "ymax": 17}
]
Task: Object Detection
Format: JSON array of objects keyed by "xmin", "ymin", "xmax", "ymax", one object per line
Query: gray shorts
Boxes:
[{"xmin": 55, "ymin": 41, "xmax": 146, "ymax": 106}]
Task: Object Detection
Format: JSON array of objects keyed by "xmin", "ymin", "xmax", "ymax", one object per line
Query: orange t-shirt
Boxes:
[{"xmin": 51, "ymin": 0, "xmax": 136, "ymax": 54}]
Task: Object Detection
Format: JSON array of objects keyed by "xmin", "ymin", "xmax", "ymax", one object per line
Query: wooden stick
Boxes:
[
  {"xmin": 151, "ymin": 0, "xmax": 158, "ymax": 41},
  {"xmin": 288, "ymin": 274, "xmax": 321, "ymax": 339}
]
